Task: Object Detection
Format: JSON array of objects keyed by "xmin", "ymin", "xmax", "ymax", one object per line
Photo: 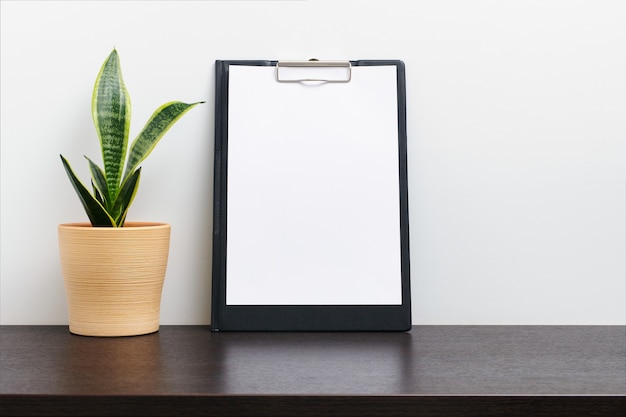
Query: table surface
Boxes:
[{"xmin": 1, "ymin": 325, "xmax": 624, "ymax": 416}]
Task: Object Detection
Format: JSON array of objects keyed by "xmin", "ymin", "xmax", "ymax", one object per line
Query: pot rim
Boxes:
[{"xmin": 59, "ymin": 221, "xmax": 170, "ymax": 230}]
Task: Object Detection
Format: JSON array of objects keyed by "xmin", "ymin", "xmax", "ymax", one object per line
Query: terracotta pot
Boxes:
[{"xmin": 58, "ymin": 222, "xmax": 171, "ymax": 337}]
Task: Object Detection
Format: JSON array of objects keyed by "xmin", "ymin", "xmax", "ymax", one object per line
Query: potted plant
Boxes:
[{"xmin": 58, "ymin": 48, "xmax": 203, "ymax": 337}]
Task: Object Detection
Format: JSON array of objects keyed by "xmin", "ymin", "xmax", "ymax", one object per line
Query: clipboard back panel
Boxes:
[{"xmin": 212, "ymin": 60, "xmax": 411, "ymax": 331}]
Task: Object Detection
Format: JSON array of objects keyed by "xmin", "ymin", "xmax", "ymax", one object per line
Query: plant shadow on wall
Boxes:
[{"xmin": 58, "ymin": 48, "xmax": 204, "ymax": 337}]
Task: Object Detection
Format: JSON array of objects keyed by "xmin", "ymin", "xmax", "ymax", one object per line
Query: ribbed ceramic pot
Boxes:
[{"xmin": 58, "ymin": 222, "xmax": 171, "ymax": 337}]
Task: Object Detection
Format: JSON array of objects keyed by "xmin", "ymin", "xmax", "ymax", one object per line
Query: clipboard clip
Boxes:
[{"xmin": 276, "ymin": 59, "xmax": 352, "ymax": 84}]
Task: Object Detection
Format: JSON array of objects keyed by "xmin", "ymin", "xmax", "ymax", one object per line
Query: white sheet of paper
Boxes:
[{"xmin": 226, "ymin": 64, "xmax": 402, "ymax": 305}]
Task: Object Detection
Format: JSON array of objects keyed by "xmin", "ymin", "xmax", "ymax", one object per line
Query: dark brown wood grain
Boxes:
[{"xmin": 1, "ymin": 325, "xmax": 624, "ymax": 416}]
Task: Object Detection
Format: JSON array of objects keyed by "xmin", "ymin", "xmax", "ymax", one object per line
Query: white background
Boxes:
[{"xmin": 1, "ymin": 0, "xmax": 624, "ymax": 325}]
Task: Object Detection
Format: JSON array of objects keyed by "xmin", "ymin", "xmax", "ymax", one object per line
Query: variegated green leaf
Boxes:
[
  {"xmin": 123, "ymin": 101, "xmax": 203, "ymax": 180},
  {"xmin": 92, "ymin": 49, "xmax": 130, "ymax": 203},
  {"xmin": 85, "ymin": 156, "xmax": 110, "ymax": 208},
  {"xmin": 92, "ymin": 180, "xmax": 105, "ymax": 206},
  {"xmin": 112, "ymin": 168, "xmax": 141, "ymax": 227},
  {"xmin": 60, "ymin": 155, "xmax": 116, "ymax": 227}
]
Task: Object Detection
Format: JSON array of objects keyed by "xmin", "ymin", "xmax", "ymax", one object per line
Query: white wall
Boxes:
[{"xmin": 1, "ymin": 0, "xmax": 624, "ymax": 325}]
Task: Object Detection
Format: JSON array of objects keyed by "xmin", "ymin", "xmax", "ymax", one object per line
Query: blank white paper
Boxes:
[{"xmin": 226, "ymin": 64, "xmax": 402, "ymax": 305}]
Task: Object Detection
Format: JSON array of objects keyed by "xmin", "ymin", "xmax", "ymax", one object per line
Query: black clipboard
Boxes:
[{"xmin": 211, "ymin": 59, "xmax": 411, "ymax": 331}]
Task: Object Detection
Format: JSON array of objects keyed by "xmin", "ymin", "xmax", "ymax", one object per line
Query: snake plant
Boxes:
[{"xmin": 60, "ymin": 48, "xmax": 203, "ymax": 227}]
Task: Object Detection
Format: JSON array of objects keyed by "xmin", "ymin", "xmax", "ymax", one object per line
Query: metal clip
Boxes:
[{"xmin": 276, "ymin": 59, "xmax": 352, "ymax": 83}]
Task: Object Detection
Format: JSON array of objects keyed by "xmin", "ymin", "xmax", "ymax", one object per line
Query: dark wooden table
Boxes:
[{"xmin": 1, "ymin": 325, "xmax": 624, "ymax": 416}]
